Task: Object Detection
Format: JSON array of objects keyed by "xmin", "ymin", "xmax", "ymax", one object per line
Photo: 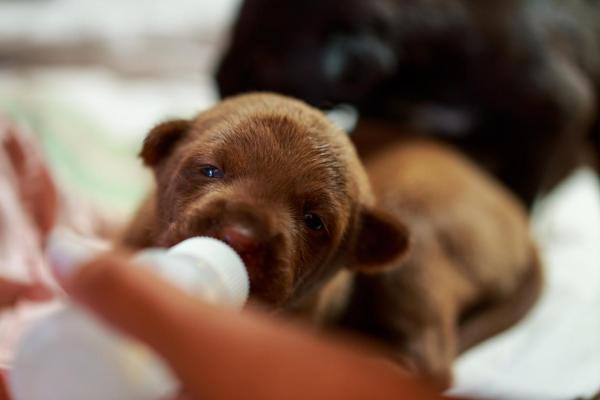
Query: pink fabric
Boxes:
[
  {"xmin": 0, "ymin": 120, "xmax": 56, "ymax": 283},
  {"xmin": 0, "ymin": 117, "xmax": 118, "ymax": 368},
  {"xmin": 0, "ymin": 119, "xmax": 63, "ymax": 367}
]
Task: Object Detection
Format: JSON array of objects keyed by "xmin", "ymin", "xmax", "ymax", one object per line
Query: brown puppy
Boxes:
[
  {"xmin": 323, "ymin": 120, "xmax": 543, "ymax": 387},
  {"xmin": 121, "ymin": 93, "xmax": 409, "ymax": 307},
  {"xmin": 122, "ymin": 93, "xmax": 542, "ymax": 388}
]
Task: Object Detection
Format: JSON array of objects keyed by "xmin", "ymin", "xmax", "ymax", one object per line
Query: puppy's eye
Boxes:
[
  {"xmin": 304, "ymin": 213, "xmax": 324, "ymax": 231},
  {"xmin": 200, "ymin": 165, "xmax": 224, "ymax": 178}
]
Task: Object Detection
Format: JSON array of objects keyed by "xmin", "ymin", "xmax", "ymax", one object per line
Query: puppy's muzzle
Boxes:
[
  {"xmin": 166, "ymin": 198, "xmax": 294, "ymax": 304},
  {"xmin": 184, "ymin": 200, "xmax": 282, "ymax": 275}
]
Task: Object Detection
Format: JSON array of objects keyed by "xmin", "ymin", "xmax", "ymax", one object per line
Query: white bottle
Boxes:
[{"xmin": 9, "ymin": 231, "xmax": 249, "ymax": 400}]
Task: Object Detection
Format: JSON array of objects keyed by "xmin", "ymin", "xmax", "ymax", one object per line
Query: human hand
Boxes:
[
  {"xmin": 0, "ymin": 279, "xmax": 53, "ymax": 311},
  {"xmin": 0, "ymin": 119, "xmax": 58, "ymax": 399},
  {"xmin": 1, "ymin": 120, "xmax": 57, "ymax": 244},
  {"xmin": 52, "ymin": 252, "xmax": 446, "ymax": 400}
]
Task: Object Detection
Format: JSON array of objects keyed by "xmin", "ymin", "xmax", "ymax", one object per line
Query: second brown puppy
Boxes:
[{"xmin": 328, "ymin": 124, "xmax": 544, "ymax": 387}]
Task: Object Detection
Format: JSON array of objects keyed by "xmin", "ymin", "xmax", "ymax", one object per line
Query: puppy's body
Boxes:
[
  {"xmin": 325, "ymin": 137, "xmax": 542, "ymax": 386},
  {"xmin": 123, "ymin": 94, "xmax": 541, "ymax": 387}
]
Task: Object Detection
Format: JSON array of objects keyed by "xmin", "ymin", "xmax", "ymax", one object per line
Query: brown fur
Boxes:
[
  {"xmin": 327, "ymin": 131, "xmax": 543, "ymax": 387},
  {"xmin": 121, "ymin": 93, "xmax": 409, "ymax": 306},
  {"xmin": 122, "ymin": 93, "xmax": 542, "ymax": 388}
]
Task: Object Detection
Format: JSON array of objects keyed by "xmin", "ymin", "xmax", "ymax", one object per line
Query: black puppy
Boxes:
[{"xmin": 217, "ymin": 0, "xmax": 600, "ymax": 206}]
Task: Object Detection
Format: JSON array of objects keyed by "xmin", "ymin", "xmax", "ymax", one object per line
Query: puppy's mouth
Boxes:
[
  {"xmin": 203, "ymin": 229, "xmax": 268, "ymax": 285},
  {"xmin": 219, "ymin": 239, "xmax": 291, "ymax": 306},
  {"xmin": 167, "ymin": 221, "xmax": 291, "ymax": 304},
  {"xmin": 235, "ymin": 248, "xmax": 265, "ymax": 278}
]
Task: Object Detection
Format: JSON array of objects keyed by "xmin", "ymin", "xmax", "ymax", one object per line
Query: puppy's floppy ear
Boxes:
[
  {"xmin": 349, "ymin": 207, "xmax": 410, "ymax": 273},
  {"xmin": 140, "ymin": 119, "xmax": 190, "ymax": 167}
]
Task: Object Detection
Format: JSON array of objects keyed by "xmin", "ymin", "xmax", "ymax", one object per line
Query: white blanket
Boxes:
[{"xmin": 452, "ymin": 170, "xmax": 600, "ymax": 400}]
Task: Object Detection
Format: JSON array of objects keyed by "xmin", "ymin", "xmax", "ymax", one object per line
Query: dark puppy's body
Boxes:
[
  {"xmin": 122, "ymin": 94, "xmax": 541, "ymax": 387},
  {"xmin": 217, "ymin": 0, "xmax": 600, "ymax": 206}
]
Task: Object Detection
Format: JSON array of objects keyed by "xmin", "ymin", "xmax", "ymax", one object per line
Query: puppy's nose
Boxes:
[{"xmin": 217, "ymin": 224, "xmax": 259, "ymax": 254}]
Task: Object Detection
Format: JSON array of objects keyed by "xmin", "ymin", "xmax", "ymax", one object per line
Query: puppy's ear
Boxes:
[
  {"xmin": 140, "ymin": 119, "xmax": 190, "ymax": 167},
  {"xmin": 349, "ymin": 207, "xmax": 410, "ymax": 273}
]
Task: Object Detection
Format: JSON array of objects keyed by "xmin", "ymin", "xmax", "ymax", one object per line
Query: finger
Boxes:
[
  {"xmin": 65, "ymin": 254, "xmax": 444, "ymax": 400},
  {"xmin": 2, "ymin": 129, "xmax": 57, "ymax": 239},
  {"xmin": 19, "ymin": 283, "xmax": 54, "ymax": 302},
  {"xmin": 0, "ymin": 278, "xmax": 53, "ymax": 309},
  {"xmin": 63, "ymin": 253, "xmax": 201, "ymax": 351}
]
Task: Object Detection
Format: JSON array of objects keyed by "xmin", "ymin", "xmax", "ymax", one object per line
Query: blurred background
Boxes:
[
  {"xmin": 0, "ymin": 0, "xmax": 240, "ymax": 214},
  {"xmin": 0, "ymin": 1, "xmax": 599, "ymax": 399}
]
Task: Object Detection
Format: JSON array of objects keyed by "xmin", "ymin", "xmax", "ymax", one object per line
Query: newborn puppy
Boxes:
[
  {"xmin": 217, "ymin": 0, "xmax": 600, "ymax": 206},
  {"xmin": 325, "ymin": 120, "xmax": 543, "ymax": 387},
  {"xmin": 121, "ymin": 93, "xmax": 409, "ymax": 306}
]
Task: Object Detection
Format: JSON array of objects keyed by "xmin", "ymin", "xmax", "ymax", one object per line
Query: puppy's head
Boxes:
[
  {"xmin": 217, "ymin": 0, "xmax": 399, "ymax": 107},
  {"xmin": 142, "ymin": 93, "xmax": 409, "ymax": 307},
  {"xmin": 217, "ymin": 0, "xmax": 478, "ymax": 111}
]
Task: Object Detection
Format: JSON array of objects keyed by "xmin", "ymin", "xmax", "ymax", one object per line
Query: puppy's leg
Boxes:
[
  {"xmin": 458, "ymin": 247, "xmax": 544, "ymax": 352},
  {"xmin": 393, "ymin": 311, "xmax": 458, "ymax": 390},
  {"xmin": 351, "ymin": 260, "xmax": 461, "ymax": 388}
]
